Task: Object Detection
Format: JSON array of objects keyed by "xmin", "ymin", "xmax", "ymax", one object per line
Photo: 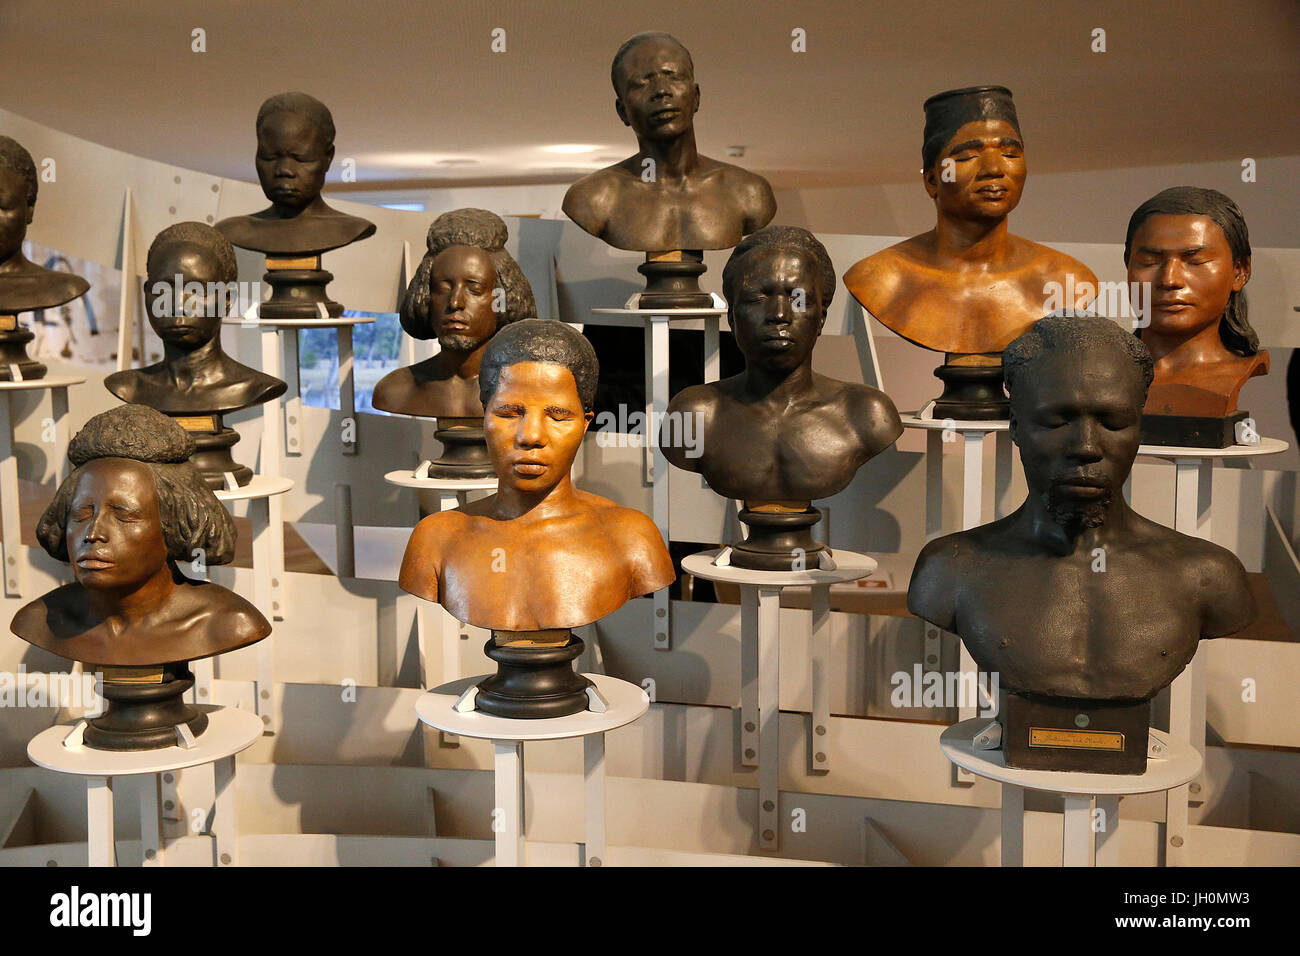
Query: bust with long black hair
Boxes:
[{"xmin": 1125, "ymin": 186, "xmax": 1268, "ymax": 439}]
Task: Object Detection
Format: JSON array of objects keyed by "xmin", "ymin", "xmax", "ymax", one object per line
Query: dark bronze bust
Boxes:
[
  {"xmin": 400, "ymin": 320, "xmax": 674, "ymax": 716},
  {"xmin": 663, "ymin": 226, "xmax": 903, "ymax": 570},
  {"xmin": 0, "ymin": 135, "xmax": 90, "ymax": 379},
  {"xmin": 844, "ymin": 87, "xmax": 1097, "ymax": 418},
  {"xmin": 1125, "ymin": 186, "xmax": 1267, "ymax": 447},
  {"xmin": 908, "ymin": 313, "xmax": 1255, "ymax": 772},
  {"xmin": 562, "ymin": 32, "xmax": 776, "ymax": 307},
  {"xmin": 215, "ymin": 92, "xmax": 375, "ymax": 257},
  {"xmin": 11, "ymin": 405, "xmax": 270, "ymax": 750},
  {"xmin": 374, "ymin": 209, "xmax": 536, "ymax": 477},
  {"xmin": 215, "ymin": 92, "xmax": 375, "ymax": 320},
  {"xmin": 105, "ymin": 222, "xmax": 286, "ymax": 488}
]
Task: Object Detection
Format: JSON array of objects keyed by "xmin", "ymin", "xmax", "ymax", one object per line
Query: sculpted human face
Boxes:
[
  {"xmin": 730, "ymin": 247, "xmax": 825, "ymax": 375},
  {"xmin": 255, "ymin": 110, "xmax": 333, "ymax": 213},
  {"xmin": 66, "ymin": 459, "xmax": 170, "ymax": 592},
  {"xmin": 1010, "ymin": 349, "xmax": 1143, "ymax": 529},
  {"xmin": 0, "ymin": 166, "xmax": 33, "ymax": 267},
  {"xmin": 1126, "ymin": 214, "xmax": 1248, "ymax": 343},
  {"xmin": 144, "ymin": 243, "xmax": 228, "ymax": 350},
  {"xmin": 484, "ymin": 362, "xmax": 592, "ymax": 495},
  {"xmin": 429, "ymin": 245, "xmax": 498, "ymax": 352},
  {"xmin": 925, "ymin": 119, "xmax": 1025, "ymax": 222},
  {"xmin": 614, "ymin": 38, "xmax": 699, "ymax": 141}
]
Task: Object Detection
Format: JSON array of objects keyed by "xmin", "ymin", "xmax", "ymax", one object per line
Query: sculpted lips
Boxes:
[
  {"xmin": 75, "ymin": 553, "xmax": 113, "ymax": 570},
  {"xmin": 1054, "ymin": 473, "xmax": 1109, "ymax": 498},
  {"xmin": 511, "ymin": 458, "xmax": 547, "ymax": 477}
]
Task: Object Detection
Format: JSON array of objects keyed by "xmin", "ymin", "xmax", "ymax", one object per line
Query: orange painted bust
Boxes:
[
  {"xmin": 1125, "ymin": 186, "xmax": 1268, "ymax": 422},
  {"xmin": 844, "ymin": 87, "xmax": 1097, "ymax": 358},
  {"xmin": 398, "ymin": 320, "xmax": 674, "ymax": 632}
]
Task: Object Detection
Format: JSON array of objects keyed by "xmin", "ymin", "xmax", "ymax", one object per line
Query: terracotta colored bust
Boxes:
[
  {"xmin": 399, "ymin": 320, "xmax": 673, "ymax": 717},
  {"xmin": 843, "ymin": 87, "xmax": 1096, "ymax": 418},
  {"xmin": 908, "ymin": 313, "xmax": 1254, "ymax": 771},
  {"xmin": 11, "ymin": 405, "xmax": 270, "ymax": 749},
  {"xmin": 1125, "ymin": 186, "xmax": 1267, "ymax": 445},
  {"xmin": 105, "ymin": 223, "xmax": 286, "ymax": 487},
  {"xmin": 0, "ymin": 135, "xmax": 90, "ymax": 379},
  {"xmin": 400, "ymin": 319, "xmax": 673, "ymax": 630},
  {"xmin": 215, "ymin": 92, "xmax": 375, "ymax": 257},
  {"xmin": 663, "ymin": 226, "xmax": 902, "ymax": 569}
]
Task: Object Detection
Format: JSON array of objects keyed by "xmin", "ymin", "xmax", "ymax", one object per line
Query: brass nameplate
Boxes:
[
  {"xmin": 648, "ymin": 250, "xmax": 683, "ymax": 263},
  {"xmin": 492, "ymin": 628, "xmax": 571, "ymax": 648},
  {"xmin": 946, "ymin": 351, "xmax": 1003, "ymax": 367},
  {"xmin": 265, "ymin": 256, "xmax": 321, "ymax": 270},
  {"xmin": 745, "ymin": 500, "xmax": 811, "ymax": 514},
  {"xmin": 173, "ymin": 415, "xmax": 217, "ymax": 432},
  {"xmin": 1029, "ymin": 727, "xmax": 1126, "ymax": 751},
  {"xmin": 0, "ymin": 315, "xmax": 16, "ymax": 332},
  {"xmin": 100, "ymin": 666, "xmax": 165, "ymax": 684}
]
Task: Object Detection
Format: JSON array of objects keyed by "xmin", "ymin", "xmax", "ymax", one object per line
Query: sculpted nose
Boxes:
[
  {"xmin": 1068, "ymin": 419, "xmax": 1104, "ymax": 462},
  {"xmin": 83, "ymin": 510, "xmax": 109, "ymax": 542},
  {"xmin": 449, "ymin": 284, "xmax": 468, "ymax": 311},
  {"xmin": 1157, "ymin": 258, "xmax": 1184, "ymax": 288},
  {"xmin": 517, "ymin": 410, "xmax": 546, "ymax": 448}
]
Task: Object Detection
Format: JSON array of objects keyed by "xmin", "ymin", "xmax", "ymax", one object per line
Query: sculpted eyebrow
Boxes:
[
  {"xmin": 946, "ymin": 139, "xmax": 983, "ymax": 155},
  {"xmin": 545, "ymin": 404, "xmax": 575, "ymax": 416}
]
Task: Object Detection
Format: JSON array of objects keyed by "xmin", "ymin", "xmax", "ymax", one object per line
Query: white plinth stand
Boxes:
[
  {"xmin": 228, "ymin": 311, "xmax": 375, "ymax": 458},
  {"xmin": 0, "ymin": 374, "xmax": 83, "ymax": 598},
  {"xmin": 1135, "ymin": 434, "xmax": 1288, "ymax": 865},
  {"xmin": 385, "ymin": 467, "xmax": 498, "ymax": 692},
  {"xmin": 903, "ymin": 408, "xmax": 1011, "ymax": 783},
  {"xmin": 940, "ymin": 718, "xmax": 1202, "ymax": 867},
  {"xmin": 27, "ymin": 707, "xmax": 263, "ymax": 867},
  {"xmin": 416, "ymin": 673, "xmax": 649, "ymax": 866},
  {"xmin": 195, "ymin": 474, "xmax": 295, "ymax": 734},
  {"xmin": 591, "ymin": 297, "xmax": 727, "ymax": 652},
  {"xmin": 682, "ymin": 547, "xmax": 878, "ymax": 849}
]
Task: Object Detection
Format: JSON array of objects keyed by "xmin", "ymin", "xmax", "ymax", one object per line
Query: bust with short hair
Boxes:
[
  {"xmin": 0, "ymin": 135, "xmax": 90, "ymax": 379},
  {"xmin": 662, "ymin": 226, "xmax": 902, "ymax": 570},
  {"xmin": 907, "ymin": 312, "xmax": 1255, "ymax": 771},
  {"xmin": 11, "ymin": 405, "xmax": 271, "ymax": 749},
  {"xmin": 104, "ymin": 223, "xmax": 286, "ymax": 487},
  {"xmin": 563, "ymin": 32, "xmax": 777, "ymax": 308},
  {"xmin": 843, "ymin": 87, "xmax": 1098, "ymax": 418},
  {"xmin": 215, "ymin": 92, "xmax": 376, "ymax": 257},
  {"xmin": 399, "ymin": 319, "xmax": 673, "ymax": 717}
]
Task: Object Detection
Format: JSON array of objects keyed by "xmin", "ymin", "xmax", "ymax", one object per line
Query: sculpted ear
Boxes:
[
  {"xmin": 923, "ymin": 165, "xmax": 939, "ymax": 201},
  {"xmin": 615, "ymin": 97, "xmax": 630, "ymax": 127}
]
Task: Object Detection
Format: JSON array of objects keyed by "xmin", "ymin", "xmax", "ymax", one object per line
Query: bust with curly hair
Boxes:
[
  {"xmin": 11, "ymin": 405, "xmax": 270, "ymax": 670},
  {"xmin": 375, "ymin": 208, "xmax": 537, "ymax": 417},
  {"xmin": 0, "ymin": 135, "xmax": 90, "ymax": 379},
  {"xmin": 214, "ymin": 92, "xmax": 375, "ymax": 256},
  {"xmin": 661, "ymin": 225, "xmax": 903, "ymax": 570}
]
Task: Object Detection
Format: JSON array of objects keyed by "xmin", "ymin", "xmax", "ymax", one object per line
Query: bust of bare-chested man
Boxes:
[
  {"xmin": 662, "ymin": 226, "xmax": 902, "ymax": 569},
  {"xmin": 908, "ymin": 313, "xmax": 1254, "ymax": 767},
  {"xmin": 561, "ymin": 31, "xmax": 776, "ymax": 253},
  {"xmin": 398, "ymin": 319, "xmax": 674, "ymax": 632},
  {"xmin": 215, "ymin": 92, "xmax": 375, "ymax": 257},
  {"xmin": 844, "ymin": 87, "xmax": 1096, "ymax": 359}
]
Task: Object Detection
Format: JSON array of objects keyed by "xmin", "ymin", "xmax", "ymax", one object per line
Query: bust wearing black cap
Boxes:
[{"xmin": 844, "ymin": 87, "xmax": 1097, "ymax": 416}]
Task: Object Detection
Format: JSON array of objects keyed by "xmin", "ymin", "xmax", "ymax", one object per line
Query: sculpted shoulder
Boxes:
[
  {"xmin": 843, "ymin": 244, "xmax": 913, "ymax": 318},
  {"xmin": 398, "ymin": 509, "xmax": 466, "ymax": 601},
  {"xmin": 712, "ymin": 162, "xmax": 776, "ymax": 231},
  {"xmin": 836, "ymin": 379, "xmax": 904, "ymax": 454},
  {"xmin": 662, "ymin": 381, "xmax": 723, "ymax": 471},
  {"xmin": 562, "ymin": 165, "xmax": 633, "ymax": 239},
  {"xmin": 591, "ymin": 496, "xmax": 675, "ymax": 596}
]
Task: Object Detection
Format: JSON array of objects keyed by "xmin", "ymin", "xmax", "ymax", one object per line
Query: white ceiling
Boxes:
[{"xmin": 3, "ymin": 0, "xmax": 1297, "ymax": 191}]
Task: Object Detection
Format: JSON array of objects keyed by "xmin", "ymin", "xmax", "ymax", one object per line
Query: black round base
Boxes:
[
  {"xmin": 428, "ymin": 423, "xmax": 495, "ymax": 479},
  {"xmin": 260, "ymin": 267, "xmax": 344, "ymax": 320},
  {"xmin": 185, "ymin": 424, "xmax": 253, "ymax": 489},
  {"xmin": 475, "ymin": 637, "xmax": 593, "ymax": 719},
  {"xmin": 931, "ymin": 362, "xmax": 1008, "ymax": 421},
  {"xmin": 85, "ymin": 665, "xmax": 209, "ymax": 752},
  {"xmin": 731, "ymin": 507, "xmax": 828, "ymax": 572},
  {"xmin": 637, "ymin": 251, "xmax": 712, "ymax": 310},
  {"xmin": 0, "ymin": 327, "xmax": 46, "ymax": 380}
]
